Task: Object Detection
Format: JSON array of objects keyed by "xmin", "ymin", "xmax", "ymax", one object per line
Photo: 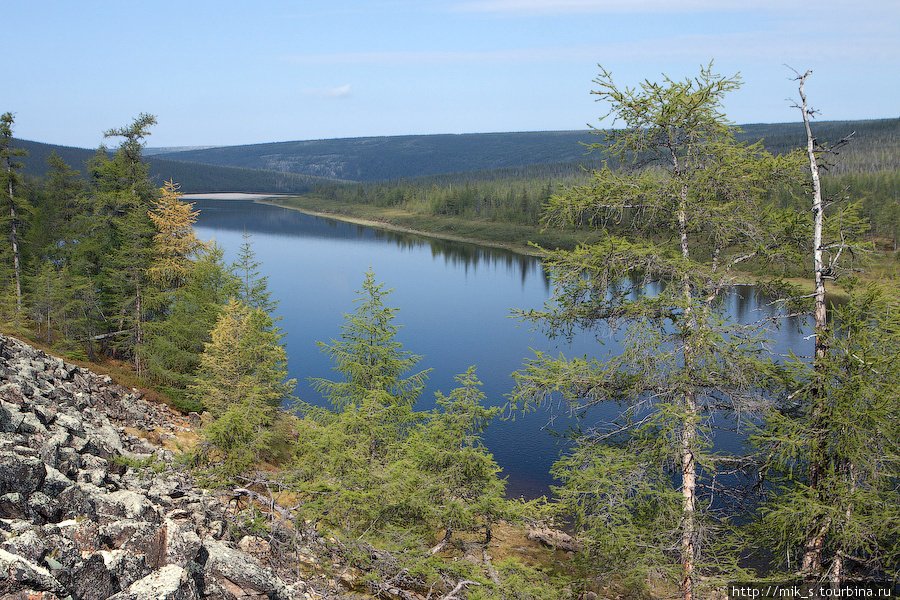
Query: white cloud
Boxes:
[{"xmin": 304, "ymin": 84, "xmax": 353, "ymax": 98}]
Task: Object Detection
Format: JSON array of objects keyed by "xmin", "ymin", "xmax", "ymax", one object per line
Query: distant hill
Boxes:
[
  {"xmin": 13, "ymin": 118, "xmax": 898, "ymax": 193},
  {"xmin": 13, "ymin": 139, "xmax": 341, "ymax": 194},
  {"xmin": 143, "ymin": 145, "xmax": 221, "ymax": 156},
  {"xmin": 152, "ymin": 119, "xmax": 900, "ymax": 182}
]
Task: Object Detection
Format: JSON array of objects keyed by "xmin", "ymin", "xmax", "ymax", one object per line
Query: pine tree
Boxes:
[
  {"xmin": 510, "ymin": 64, "xmax": 801, "ymax": 599},
  {"xmin": 311, "ymin": 270, "xmax": 431, "ymax": 410}
]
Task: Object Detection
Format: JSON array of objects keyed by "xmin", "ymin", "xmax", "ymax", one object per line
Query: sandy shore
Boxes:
[
  {"xmin": 255, "ymin": 198, "xmax": 544, "ymax": 257},
  {"xmin": 183, "ymin": 192, "xmax": 284, "ymax": 201}
]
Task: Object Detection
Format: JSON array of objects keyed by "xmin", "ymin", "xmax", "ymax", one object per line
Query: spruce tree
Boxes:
[{"xmin": 311, "ymin": 269, "xmax": 431, "ymax": 410}]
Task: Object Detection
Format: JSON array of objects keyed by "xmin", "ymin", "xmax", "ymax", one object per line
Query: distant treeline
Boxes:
[
  {"xmin": 13, "ymin": 138, "xmax": 338, "ymax": 194},
  {"xmin": 311, "ymin": 165, "xmax": 900, "ymax": 249},
  {"xmin": 144, "ymin": 119, "xmax": 900, "ymax": 182}
]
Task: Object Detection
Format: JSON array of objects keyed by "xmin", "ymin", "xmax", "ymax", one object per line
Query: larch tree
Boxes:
[
  {"xmin": 510, "ymin": 64, "xmax": 800, "ymax": 599},
  {"xmin": 192, "ymin": 298, "xmax": 295, "ymax": 475},
  {"xmin": 233, "ymin": 232, "xmax": 277, "ymax": 314},
  {"xmin": 751, "ymin": 70, "xmax": 891, "ymax": 584},
  {"xmin": 0, "ymin": 112, "xmax": 28, "ymax": 317},
  {"xmin": 147, "ymin": 180, "xmax": 203, "ymax": 290}
]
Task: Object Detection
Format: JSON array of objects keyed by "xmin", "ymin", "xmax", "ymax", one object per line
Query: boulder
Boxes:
[
  {"xmin": 108, "ymin": 564, "xmax": 198, "ymax": 600},
  {"xmin": 200, "ymin": 539, "xmax": 293, "ymax": 600},
  {"xmin": 0, "ymin": 451, "xmax": 46, "ymax": 495},
  {"xmin": 69, "ymin": 552, "xmax": 118, "ymax": 600},
  {"xmin": 0, "ymin": 547, "xmax": 65, "ymax": 596}
]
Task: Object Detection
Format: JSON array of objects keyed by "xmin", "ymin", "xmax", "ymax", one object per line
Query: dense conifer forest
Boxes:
[{"xmin": 1, "ymin": 66, "xmax": 897, "ymax": 598}]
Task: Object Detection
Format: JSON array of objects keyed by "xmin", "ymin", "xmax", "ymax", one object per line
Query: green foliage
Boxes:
[
  {"xmin": 141, "ymin": 245, "xmax": 238, "ymax": 394},
  {"xmin": 311, "ymin": 270, "xmax": 431, "ymax": 410},
  {"xmin": 751, "ymin": 285, "xmax": 900, "ymax": 576},
  {"xmin": 233, "ymin": 232, "xmax": 277, "ymax": 314},
  {"xmin": 190, "ymin": 298, "xmax": 294, "ymax": 418},
  {"xmin": 512, "ymin": 64, "xmax": 801, "ymax": 595},
  {"xmin": 401, "ymin": 368, "xmax": 507, "ymax": 537},
  {"xmin": 292, "ymin": 274, "xmax": 510, "ymax": 574},
  {"xmin": 193, "ymin": 297, "xmax": 296, "ymax": 478}
]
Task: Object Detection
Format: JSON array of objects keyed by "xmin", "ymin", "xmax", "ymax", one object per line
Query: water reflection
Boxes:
[
  {"xmin": 194, "ymin": 199, "xmax": 546, "ymax": 289},
  {"xmin": 192, "ymin": 199, "xmax": 812, "ymax": 499}
]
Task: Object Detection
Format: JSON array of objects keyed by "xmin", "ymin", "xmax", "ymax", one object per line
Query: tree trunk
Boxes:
[
  {"xmin": 134, "ymin": 279, "xmax": 143, "ymax": 375},
  {"xmin": 676, "ymin": 175, "xmax": 697, "ymax": 600},
  {"xmin": 797, "ymin": 69, "xmax": 830, "ymax": 580},
  {"xmin": 6, "ymin": 165, "xmax": 21, "ymax": 315}
]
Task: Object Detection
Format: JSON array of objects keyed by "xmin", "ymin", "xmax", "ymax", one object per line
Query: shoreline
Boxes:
[
  {"xmin": 186, "ymin": 193, "xmax": 869, "ymax": 301},
  {"xmin": 256, "ymin": 197, "xmax": 546, "ymax": 257}
]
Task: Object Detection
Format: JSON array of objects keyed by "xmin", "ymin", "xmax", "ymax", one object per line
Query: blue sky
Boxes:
[{"xmin": 6, "ymin": 0, "xmax": 898, "ymax": 147}]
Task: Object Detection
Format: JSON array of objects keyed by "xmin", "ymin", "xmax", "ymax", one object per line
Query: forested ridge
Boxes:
[
  {"xmin": 1, "ymin": 66, "xmax": 897, "ymax": 599},
  {"xmin": 13, "ymin": 137, "xmax": 344, "ymax": 194},
  {"xmin": 149, "ymin": 119, "xmax": 899, "ymax": 181}
]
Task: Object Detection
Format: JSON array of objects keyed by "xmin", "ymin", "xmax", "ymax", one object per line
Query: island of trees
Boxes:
[{"xmin": 1, "ymin": 65, "xmax": 896, "ymax": 598}]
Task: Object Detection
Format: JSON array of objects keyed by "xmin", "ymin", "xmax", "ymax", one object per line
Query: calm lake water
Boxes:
[{"xmin": 191, "ymin": 198, "xmax": 812, "ymax": 499}]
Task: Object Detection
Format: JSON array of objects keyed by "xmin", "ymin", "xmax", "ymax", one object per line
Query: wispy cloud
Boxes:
[
  {"xmin": 304, "ymin": 84, "xmax": 353, "ymax": 98},
  {"xmin": 284, "ymin": 30, "xmax": 894, "ymax": 68},
  {"xmin": 286, "ymin": 47, "xmax": 596, "ymax": 66},
  {"xmin": 451, "ymin": 0, "xmax": 792, "ymax": 14}
]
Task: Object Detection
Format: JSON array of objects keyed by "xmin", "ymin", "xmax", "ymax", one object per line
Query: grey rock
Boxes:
[
  {"xmin": 0, "ymin": 492, "xmax": 27, "ymax": 519},
  {"xmin": 0, "ymin": 451, "xmax": 46, "ymax": 495},
  {"xmin": 0, "ymin": 547, "xmax": 65, "ymax": 595},
  {"xmin": 96, "ymin": 490, "xmax": 158, "ymax": 523},
  {"xmin": 32, "ymin": 403, "xmax": 57, "ymax": 426},
  {"xmin": 103, "ymin": 549, "xmax": 152, "ymax": 591},
  {"xmin": 108, "ymin": 564, "xmax": 198, "ymax": 600},
  {"xmin": 201, "ymin": 539, "xmax": 293, "ymax": 600},
  {"xmin": 42, "ymin": 465, "xmax": 73, "ymax": 497},
  {"xmin": 164, "ymin": 517, "xmax": 201, "ymax": 567},
  {"xmin": 1, "ymin": 529, "xmax": 46, "ymax": 563},
  {"xmin": 69, "ymin": 552, "xmax": 118, "ymax": 600},
  {"xmin": 27, "ymin": 491, "xmax": 58, "ymax": 522}
]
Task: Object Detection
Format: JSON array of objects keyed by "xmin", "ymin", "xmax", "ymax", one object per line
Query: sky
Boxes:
[{"xmin": 5, "ymin": 0, "xmax": 898, "ymax": 148}]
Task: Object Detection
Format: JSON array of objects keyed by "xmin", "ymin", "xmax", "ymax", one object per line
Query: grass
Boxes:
[{"xmin": 265, "ymin": 195, "xmax": 608, "ymax": 255}]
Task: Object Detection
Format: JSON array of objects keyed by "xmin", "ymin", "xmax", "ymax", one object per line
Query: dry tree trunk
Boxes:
[
  {"xmin": 6, "ymin": 165, "xmax": 21, "ymax": 315},
  {"xmin": 797, "ymin": 69, "xmax": 831, "ymax": 580}
]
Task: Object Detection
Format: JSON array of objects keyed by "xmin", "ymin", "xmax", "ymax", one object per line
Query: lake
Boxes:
[{"xmin": 190, "ymin": 197, "xmax": 812, "ymax": 499}]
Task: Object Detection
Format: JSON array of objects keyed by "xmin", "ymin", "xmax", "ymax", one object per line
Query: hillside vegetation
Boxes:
[
  {"xmin": 153, "ymin": 119, "xmax": 900, "ymax": 181},
  {"xmin": 14, "ymin": 138, "xmax": 342, "ymax": 194}
]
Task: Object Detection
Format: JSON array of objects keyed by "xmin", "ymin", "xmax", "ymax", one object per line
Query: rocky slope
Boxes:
[{"xmin": 0, "ymin": 333, "xmax": 335, "ymax": 599}]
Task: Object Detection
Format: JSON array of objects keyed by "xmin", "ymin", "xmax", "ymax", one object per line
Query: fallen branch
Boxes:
[{"xmin": 441, "ymin": 580, "xmax": 481, "ymax": 599}]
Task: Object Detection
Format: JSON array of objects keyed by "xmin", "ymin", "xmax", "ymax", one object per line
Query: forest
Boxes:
[{"xmin": 1, "ymin": 65, "xmax": 897, "ymax": 599}]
